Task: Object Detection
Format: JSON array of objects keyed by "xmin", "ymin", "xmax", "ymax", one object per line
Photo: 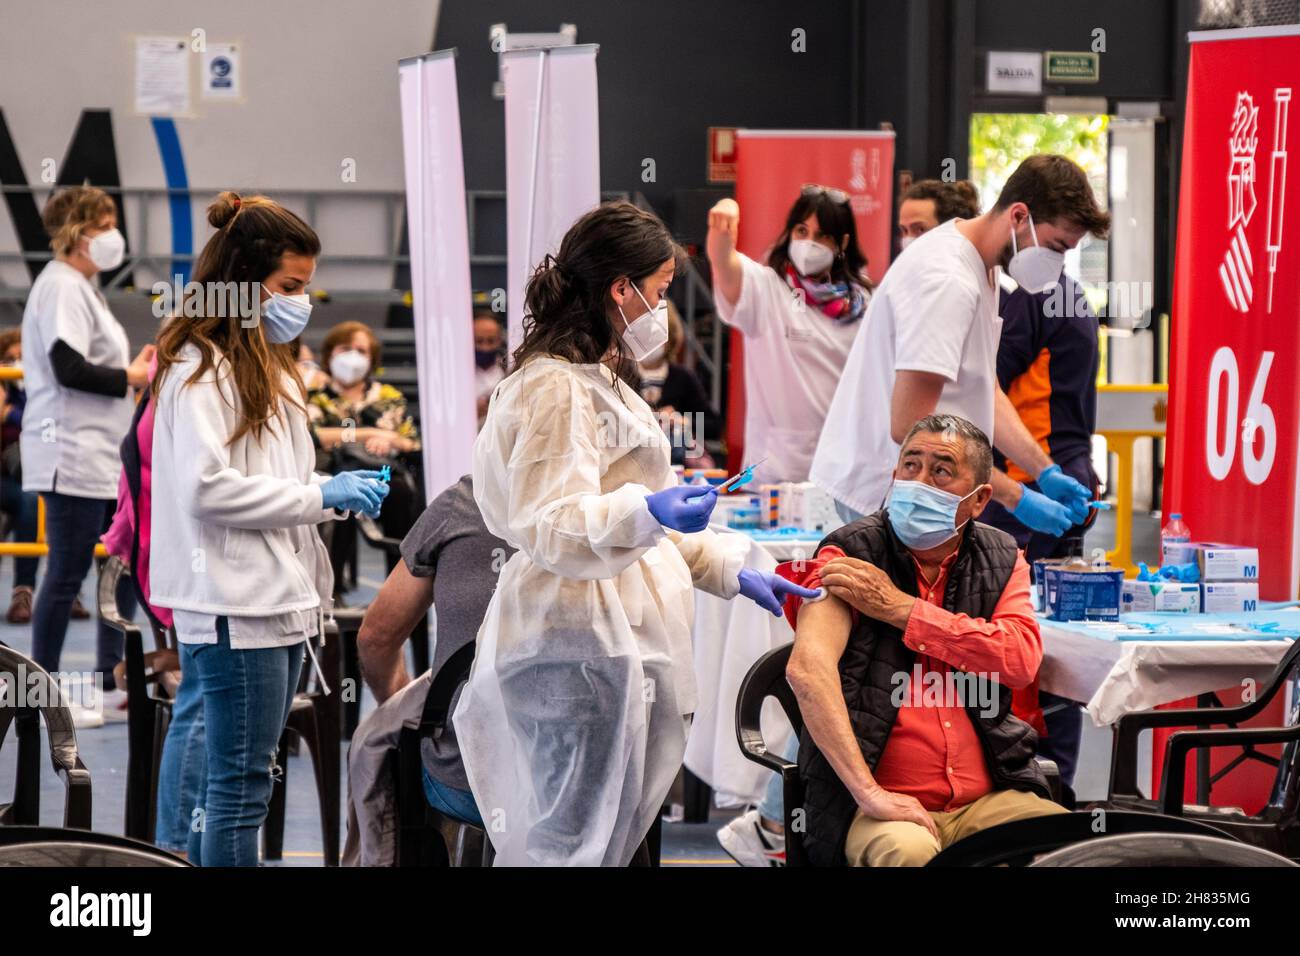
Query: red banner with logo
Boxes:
[
  {"xmin": 725, "ymin": 130, "xmax": 895, "ymax": 471},
  {"xmin": 1167, "ymin": 27, "xmax": 1300, "ymax": 601}
]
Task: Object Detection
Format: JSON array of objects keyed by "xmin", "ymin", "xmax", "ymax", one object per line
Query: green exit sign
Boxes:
[{"xmin": 1045, "ymin": 51, "xmax": 1100, "ymax": 83}]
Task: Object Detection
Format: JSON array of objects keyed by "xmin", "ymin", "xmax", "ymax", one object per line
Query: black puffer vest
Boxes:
[{"xmin": 799, "ymin": 511, "xmax": 1049, "ymax": 867}]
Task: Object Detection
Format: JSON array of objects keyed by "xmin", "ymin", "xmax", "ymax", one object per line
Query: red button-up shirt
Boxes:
[{"xmin": 779, "ymin": 542, "xmax": 1042, "ymax": 812}]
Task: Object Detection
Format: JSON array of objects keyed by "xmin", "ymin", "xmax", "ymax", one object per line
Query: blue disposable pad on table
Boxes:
[{"xmin": 1041, "ymin": 609, "xmax": 1300, "ymax": 642}]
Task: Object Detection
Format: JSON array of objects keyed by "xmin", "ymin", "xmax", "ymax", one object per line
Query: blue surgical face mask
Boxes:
[
  {"xmin": 886, "ymin": 479, "xmax": 979, "ymax": 550},
  {"xmin": 260, "ymin": 284, "xmax": 313, "ymax": 343}
]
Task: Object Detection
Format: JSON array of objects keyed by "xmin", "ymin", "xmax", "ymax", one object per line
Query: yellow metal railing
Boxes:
[
  {"xmin": 1095, "ymin": 383, "xmax": 1168, "ymax": 576},
  {"xmin": 0, "ymin": 364, "xmax": 109, "ymax": 558}
]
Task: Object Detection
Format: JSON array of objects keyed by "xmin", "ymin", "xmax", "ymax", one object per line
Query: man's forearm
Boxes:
[
  {"xmin": 790, "ymin": 670, "xmax": 882, "ymax": 805},
  {"xmin": 357, "ymin": 641, "xmax": 410, "ymax": 703},
  {"xmin": 990, "ymin": 467, "xmax": 1025, "ymax": 508},
  {"xmin": 992, "ymin": 387, "xmax": 1051, "ymax": 478}
]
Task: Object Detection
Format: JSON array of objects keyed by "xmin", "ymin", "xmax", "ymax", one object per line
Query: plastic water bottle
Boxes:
[{"xmin": 1160, "ymin": 512, "xmax": 1191, "ymax": 565}]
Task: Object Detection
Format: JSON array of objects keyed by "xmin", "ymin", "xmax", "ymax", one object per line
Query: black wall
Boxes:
[{"xmin": 436, "ymin": 0, "xmax": 862, "ymax": 232}]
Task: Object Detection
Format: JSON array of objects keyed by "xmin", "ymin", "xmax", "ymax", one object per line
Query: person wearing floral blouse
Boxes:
[{"xmin": 307, "ymin": 320, "xmax": 420, "ymax": 460}]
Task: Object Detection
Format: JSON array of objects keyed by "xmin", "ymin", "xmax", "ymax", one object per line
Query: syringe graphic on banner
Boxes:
[{"xmin": 1266, "ymin": 87, "xmax": 1291, "ymax": 313}]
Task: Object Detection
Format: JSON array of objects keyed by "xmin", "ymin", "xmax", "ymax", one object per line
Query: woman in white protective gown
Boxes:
[{"xmin": 455, "ymin": 201, "xmax": 817, "ymax": 866}]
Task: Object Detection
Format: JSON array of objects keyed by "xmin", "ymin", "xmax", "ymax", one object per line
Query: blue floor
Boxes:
[{"xmin": 0, "ymin": 509, "xmax": 1155, "ymax": 865}]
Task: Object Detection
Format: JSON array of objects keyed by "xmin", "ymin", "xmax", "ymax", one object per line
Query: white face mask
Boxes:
[
  {"xmin": 1006, "ymin": 213, "xmax": 1064, "ymax": 293},
  {"xmin": 329, "ymin": 349, "xmax": 370, "ymax": 386},
  {"xmin": 86, "ymin": 228, "xmax": 126, "ymax": 272},
  {"xmin": 619, "ymin": 284, "xmax": 669, "ymax": 362},
  {"xmin": 638, "ymin": 343, "xmax": 667, "ymax": 367},
  {"xmin": 788, "ymin": 237, "xmax": 835, "ymax": 276}
]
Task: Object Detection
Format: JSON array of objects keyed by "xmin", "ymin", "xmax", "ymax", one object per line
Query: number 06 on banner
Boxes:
[{"xmin": 1206, "ymin": 347, "xmax": 1276, "ymax": 485}]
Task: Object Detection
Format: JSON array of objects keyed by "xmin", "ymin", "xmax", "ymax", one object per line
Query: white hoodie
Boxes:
[{"xmin": 149, "ymin": 343, "xmax": 339, "ymax": 626}]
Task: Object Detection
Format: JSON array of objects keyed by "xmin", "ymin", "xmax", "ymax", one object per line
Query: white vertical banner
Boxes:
[
  {"xmin": 398, "ymin": 49, "xmax": 478, "ymax": 501},
  {"xmin": 504, "ymin": 44, "xmax": 601, "ymax": 357}
]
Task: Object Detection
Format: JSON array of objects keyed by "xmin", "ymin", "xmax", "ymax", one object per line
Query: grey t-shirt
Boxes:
[{"xmin": 400, "ymin": 474, "xmax": 513, "ymax": 790}]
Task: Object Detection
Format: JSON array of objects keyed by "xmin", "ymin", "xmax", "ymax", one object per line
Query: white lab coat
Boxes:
[{"xmin": 455, "ymin": 357, "xmax": 747, "ymax": 866}]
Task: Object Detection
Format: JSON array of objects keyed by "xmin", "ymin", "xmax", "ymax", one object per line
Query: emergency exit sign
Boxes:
[{"xmin": 1045, "ymin": 51, "xmax": 1100, "ymax": 83}]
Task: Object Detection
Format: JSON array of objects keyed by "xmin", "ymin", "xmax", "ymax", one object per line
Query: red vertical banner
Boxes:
[
  {"xmin": 1167, "ymin": 28, "xmax": 1300, "ymax": 600},
  {"xmin": 725, "ymin": 130, "xmax": 895, "ymax": 471}
]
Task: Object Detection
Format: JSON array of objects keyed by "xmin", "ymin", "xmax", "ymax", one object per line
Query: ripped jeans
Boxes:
[{"xmin": 181, "ymin": 618, "xmax": 303, "ymax": 867}]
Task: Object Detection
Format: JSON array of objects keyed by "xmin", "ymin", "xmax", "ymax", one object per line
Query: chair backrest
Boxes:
[
  {"xmin": 422, "ymin": 641, "xmax": 476, "ymax": 734},
  {"xmin": 97, "ymin": 555, "xmax": 131, "ymax": 630},
  {"xmin": 735, "ymin": 643, "xmax": 804, "ymax": 760},
  {"xmin": 926, "ymin": 809, "xmax": 1241, "ymax": 867},
  {"xmin": 0, "ymin": 644, "xmax": 92, "ymax": 828},
  {"xmin": 1268, "ymin": 668, "xmax": 1300, "ymax": 813},
  {"xmin": 0, "ymin": 826, "xmax": 188, "ymax": 866},
  {"xmin": 1030, "ymin": 831, "xmax": 1299, "ymax": 867}
]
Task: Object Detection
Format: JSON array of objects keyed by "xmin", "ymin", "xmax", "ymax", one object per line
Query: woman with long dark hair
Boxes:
[
  {"xmin": 456, "ymin": 200, "xmax": 815, "ymax": 866},
  {"xmin": 149, "ymin": 192, "xmax": 388, "ymax": 866},
  {"xmin": 706, "ymin": 185, "xmax": 871, "ymax": 484}
]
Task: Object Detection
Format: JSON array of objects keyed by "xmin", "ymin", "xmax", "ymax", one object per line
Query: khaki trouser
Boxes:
[{"xmin": 844, "ymin": 788, "xmax": 1067, "ymax": 867}]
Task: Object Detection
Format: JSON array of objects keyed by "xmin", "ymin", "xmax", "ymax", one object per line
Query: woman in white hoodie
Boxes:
[{"xmin": 149, "ymin": 192, "xmax": 388, "ymax": 866}]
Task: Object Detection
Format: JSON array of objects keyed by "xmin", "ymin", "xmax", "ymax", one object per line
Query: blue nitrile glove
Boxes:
[
  {"xmin": 645, "ymin": 484, "xmax": 717, "ymax": 533},
  {"xmin": 321, "ymin": 470, "xmax": 389, "ymax": 518},
  {"xmin": 1012, "ymin": 485, "xmax": 1074, "ymax": 537},
  {"xmin": 738, "ymin": 568, "xmax": 823, "ymax": 617},
  {"xmin": 1035, "ymin": 464, "xmax": 1090, "ymax": 524},
  {"xmin": 1158, "ymin": 562, "xmax": 1200, "ymax": 583}
]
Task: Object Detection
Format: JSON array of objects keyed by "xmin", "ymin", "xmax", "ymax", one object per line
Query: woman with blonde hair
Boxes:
[
  {"xmin": 22, "ymin": 185, "xmax": 153, "ymax": 718},
  {"xmin": 149, "ymin": 191, "xmax": 388, "ymax": 866}
]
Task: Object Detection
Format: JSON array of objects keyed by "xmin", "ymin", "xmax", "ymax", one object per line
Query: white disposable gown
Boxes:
[{"xmin": 456, "ymin": 357, "xmax": 747, "ymax": 866}]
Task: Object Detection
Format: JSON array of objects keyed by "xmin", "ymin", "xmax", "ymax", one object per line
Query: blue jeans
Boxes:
[
  {"xmin": 758, "ymin": 735, "xmax": 800, "ymax": 824},
  {"xmin": 0, "ymin": 479, "xmax": 39, "ymax": 588},
  {"xmin": 31, "ymin": 491, "xmax": 137, "ymax": 685},
  {"xmin": 155, "ymin": 665, "xmax": 205, "ymax": 853},
  {"xmin": 421, "ymin": 766, "xmax": 484, "ymax": 827},
  {"xmin": 1037, "ymin": 691, "xmax": 1083, "ymax": 790},
  {"xmin": 183, "ymin": 618, "xmax": 303, "ymax": 867}
]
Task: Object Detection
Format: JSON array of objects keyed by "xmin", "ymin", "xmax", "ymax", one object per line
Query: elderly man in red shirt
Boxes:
[{"xmin": 783, "ymin": 413, "xmax": 1065, "ymax": 867}]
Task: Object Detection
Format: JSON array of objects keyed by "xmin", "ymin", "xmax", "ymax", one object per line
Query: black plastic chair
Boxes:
[
  {"xmin": 97, "ymin": 557, "xmax": 178, "ymax": 842},
  {"xmin": 926, "ymin": 808, "xmax": 1240, "ymax": 866},
  {"xmin": 1028, "ymin": 830, "xmax": 1298, "ymax": 867},
  {"xmin": 263, "ymin": 617, "xmax": 343, "ymax": 866},
  {"xmin": 1103, "ymin": 637, "xmax": 1300, "ymax": 859},
  {"xmin": 0, "ymin": 644, "xmax": 92, "ymax": 829},
  {"xmin": 736, "ymin": 642, "xmax": 1063, "ymax": 866},
  {"xmin": 392, "ymin": 641, "xmax": 493, "ymax": 866},
  {"xmin": 0, "ymin": 825, "xmax": 189, "ymax": 866}
]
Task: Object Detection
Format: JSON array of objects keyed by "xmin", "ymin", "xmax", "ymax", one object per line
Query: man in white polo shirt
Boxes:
[{"xmin": 810, "ymin": 154, "xmax": 1111, "ymax": 532}]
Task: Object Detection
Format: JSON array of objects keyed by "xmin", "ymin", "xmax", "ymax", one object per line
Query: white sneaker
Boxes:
[
  {"xmin": 99, "ymin": 688, "xmax": 130, "ymax": 723},
  {"xmin": 68, "ymin": 702, "xmax": 105, "ymax": 729},
  {"xmin": 716, "ymin": 808, "xmax": 786, "ymax": 867}
]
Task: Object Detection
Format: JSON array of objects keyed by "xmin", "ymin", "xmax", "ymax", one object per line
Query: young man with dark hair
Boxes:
[{"xmin": 812, "ymin": 153, "xmax": 1110, "ymax": 535}]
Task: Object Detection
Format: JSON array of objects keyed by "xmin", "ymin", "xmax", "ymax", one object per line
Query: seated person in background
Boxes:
[
  {"xmin": 308, "ymin": 319, "xmax": 420, "ymax": 461},
  {"xmin": 354, "ymin": 474, "xmax": 514, "ymax": 827},
  {"xmin": 782, "ymin": 413, "xmax": 1064, "ymax": 867},
  {"xmin": 293, "ymin": 336, "xmax": 329, "ymax": 391},
  {"xmin": 635, "ymin": 301, "xmax": 715, "ymax": 468},
  {"xmin": 308, "ymin": 320, "xmax": 423, "ymax": 583},
  {"xmin": 473, "ymin": 310, "xmax": 505, "ymax": 428}
]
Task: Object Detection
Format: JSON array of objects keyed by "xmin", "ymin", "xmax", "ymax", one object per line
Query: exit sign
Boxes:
[{"xmin": 1045, "ymin": 51, "xmax": 1100, "ymax": 83}]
